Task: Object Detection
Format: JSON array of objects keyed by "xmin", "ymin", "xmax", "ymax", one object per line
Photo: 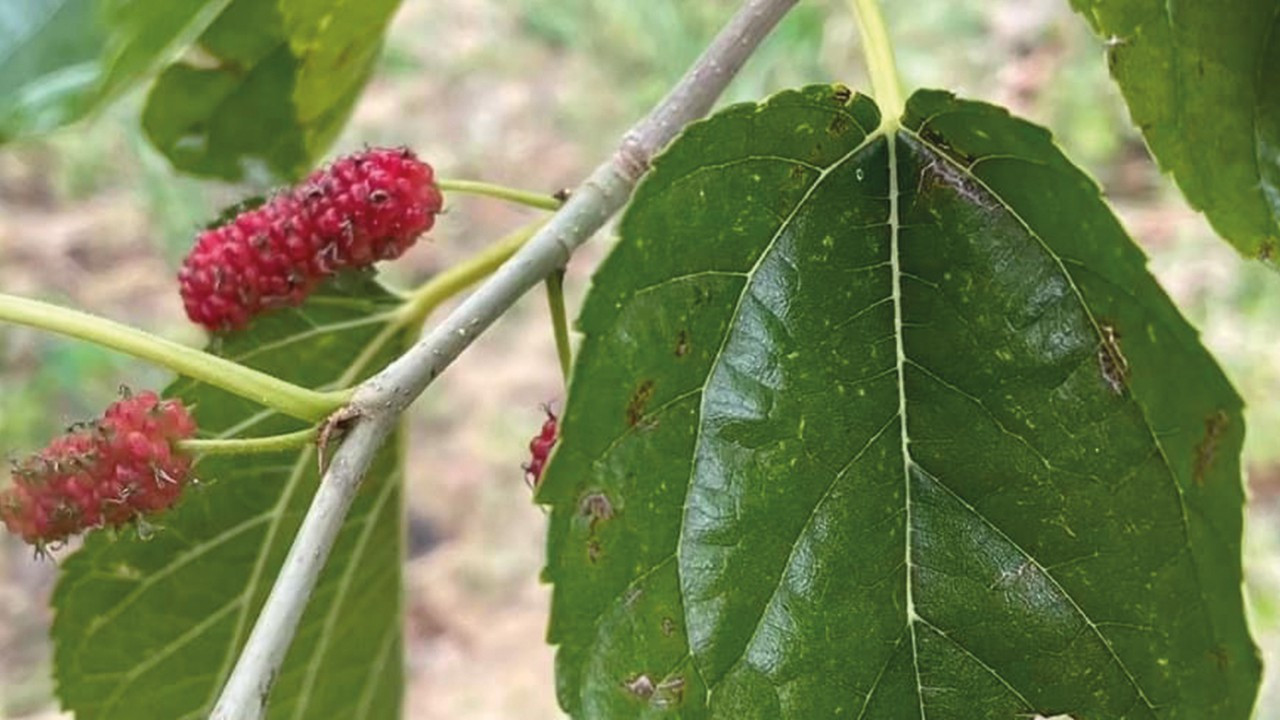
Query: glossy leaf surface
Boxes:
[
  {"xmin": 52, "ymin": 275, "xmax": 406, "ymax": 719},
  {"xmin": 541, "ymin": 85, "xmax": 1259, "ymax": 718},
  {"xmin": 1071, "ymin": 0, "xmax": 1280, "ymax": 266}
]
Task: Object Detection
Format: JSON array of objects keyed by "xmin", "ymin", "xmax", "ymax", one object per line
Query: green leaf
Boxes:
[
  {"xmin": 0, "ymin": 0, "xmax": 232, "ymax": 141},
  {"xmin": 279, "ymin": 0, "xmax": 401, "ymax": 126},
  {"xmin": 541, "ymin": 86, "xmax": 1259, "ymax": 718},
  {"xmin": 1070, "ymin": 0, "xmax": 1280, "ymax": 266},
  {"xmin": 141, "ymin": 0, "xmax": 390, "ymax": 181},
  {"xmin": 0, "ymin": 0, "xmax": 104, "ymax": 139},
  {"xmin": 52, "ymin": 274, "xmax": 407, "ymax": 719}
]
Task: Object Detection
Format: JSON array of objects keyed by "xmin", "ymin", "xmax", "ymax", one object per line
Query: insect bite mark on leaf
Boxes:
[
  {"xmin": 831, "ymin": 84, "xmax": 853, "ymax": 105},
  {"xmin": 1193, "ymin": 410, "xmax": 1229, "ymax": 485},
  {"xmin": 1096, "ymin": 322, "xmax": 1129, "ymax": 395}
]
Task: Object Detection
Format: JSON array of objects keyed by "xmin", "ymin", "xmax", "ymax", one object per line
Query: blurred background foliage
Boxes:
[{"xmin": 1, "ymin": 0, "xmax": 1278, "ymax": 717}]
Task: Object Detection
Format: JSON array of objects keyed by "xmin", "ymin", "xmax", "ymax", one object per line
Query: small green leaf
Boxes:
[
  {"xmin": 1070, "ymin": 0, "xmax": 1280, "ymax": 265},
  {"xmin": 141, "ymin": 0, "xmax": 385, "ymax": 181},
  {"xmin": 541, "ymin": 86, "xmax": 1259, "ymax": 718},
  {"xmin": 52, "ymin": 275, "xmax": 407, "ymax": 719}
]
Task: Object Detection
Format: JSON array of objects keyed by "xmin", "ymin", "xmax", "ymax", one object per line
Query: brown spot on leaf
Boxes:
[
  {"xmin": 1211, "ymin": 644, "xmax": 1231, "ymax": 671},
  {"xmin": 675, "ymin": 331, "xmax": 690, "ymax": 357},
  {"xmin": 1259, "ymin": 241, "xmax": 1276, "ymax": 262},
  {"xmin": 1097, "ymin": 323, "xmax": 1129, "ymax": 395},
  {"xmin": 587, "ymin": 539, "xmax": 602, "ymax": 563},
  {"xmin": 1194, "ymin": 410, "xmax": 1229, "ymax": 485},
  {"xmin": 627, "ymin": 380, "xmax": 656, "ymax": 426},
  {"xmin": 832, "ymin": 84, "xmax": 853, "ymax": 104},
  {"xmin": 827, "ymin": 114, "xmax": 852, "ymax": 137},
  {"xmin": 661, "ymin": 617, "xmax": 677, "ymax": 636},
  {"xmin": 919, "ymin": 126, "xmax": 952, "ymax": 153}
]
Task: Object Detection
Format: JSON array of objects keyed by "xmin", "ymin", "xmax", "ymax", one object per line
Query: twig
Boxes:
[
  {"xmin": 545, "ymin": 269, "xmax": 573, "ymax": 380},
  {"xmin": 0, "ymin": 294, "xmax": 347, "ymax": 421},
  {"xmin": 208, "ymin": 1, "xmax": 798, "ymax": 717}
]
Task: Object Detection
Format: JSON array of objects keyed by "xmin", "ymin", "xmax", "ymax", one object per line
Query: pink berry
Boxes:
[
  {"xmin": 0, "ymin": 391, "xmax": 197, "ymax": 550},
  {"xmin": 179, "ymin": 147, "xmax": 444, "ymax": 331},
  {"xmin": 523, "ymin": 407, "xmax": 559, "ymax": 487}
]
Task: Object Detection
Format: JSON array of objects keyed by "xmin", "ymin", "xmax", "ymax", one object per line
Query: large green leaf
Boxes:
[
  {"xmin": 0, "ymin": 0, "xmax": 231, "ymax": 140},
  {"xmin": 142, "ymin": 0, "xmax": 394, "ymax": 181},
  {"xmin": 1070, "ymin": 0, "xmax": 1280, "ymax": 266},
  {"xmin": 541, "ymin": 86, "xmax": 1259, "ymax": 718},
  {"xmin": 52, "ymin": 274, "xmax": 406, "ymax": 719}
]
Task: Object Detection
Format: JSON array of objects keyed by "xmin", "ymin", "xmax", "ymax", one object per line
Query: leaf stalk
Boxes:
[
  {"xmin": 437, "ymin": 178, "xmax": 563, "ymax": 211},
  {"xmin": 849, "ymin": 0, "xmax": 905, "ymax": 122}
]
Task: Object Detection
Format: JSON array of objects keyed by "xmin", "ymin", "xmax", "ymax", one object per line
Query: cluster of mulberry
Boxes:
[
  {"xmin": 179, "ymin": 147, "xmax": 443, "ymax": 331},
  {"xmin": 0, "ymin": 391, "xmax": 197, "ymax": 549},
  {"xmin": 3, "ymin": 144, "xmax": 573, "ymax": 549}
]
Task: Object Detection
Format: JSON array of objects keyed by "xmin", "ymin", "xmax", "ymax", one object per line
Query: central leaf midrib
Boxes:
[{"xmin": 886, "ymin": 125, "xmax": 928, "ymax": 720}]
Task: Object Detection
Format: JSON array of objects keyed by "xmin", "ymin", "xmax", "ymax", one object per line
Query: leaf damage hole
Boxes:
[
  {"xmin": 675, "ymin": 330, "xmax": 690, "ymax": 357},
  {"xmin": 627, "ymin": 380, "xmax": 656, "ymax": 426},
  {"xmin": 831, "ymin": 84, "xmax": 853, "ymax": 105},
  {"xmin": 1193, "ymin": 410, "xmax": 1229, "ymax": 485},
  {"xmin": 579, "ymin": 491, "xmax": 614, "ymax": 530},
  {"xmin": 1096, "ymin": 322, "xmax": 1129, "ymax": 395},
  {"xmin": 624, "ymin": 674, "xmax": 655, "ymax": 699},
  {"xmin": 622, "ymin": 673, "xmax": 686, "ymax": 708}
]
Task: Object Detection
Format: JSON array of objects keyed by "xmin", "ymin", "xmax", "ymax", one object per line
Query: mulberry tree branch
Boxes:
[{"xmin": 209, "ymin": 0, "xmax": 799, "ymax": 717}]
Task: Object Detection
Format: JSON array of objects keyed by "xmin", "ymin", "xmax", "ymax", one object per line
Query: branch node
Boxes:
[
  {"xmin": 316, "ymin": 406, "xmax": 362, "ymax": 474},
  {"xmin": 615, "ymin": 136, "xmax": 651, "ymax": 183}
]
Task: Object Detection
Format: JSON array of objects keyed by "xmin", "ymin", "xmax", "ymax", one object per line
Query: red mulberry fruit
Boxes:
[
  {"xmin": 179, "ymin": 147, "xmax": 443, "ymax": 331},
  {"xmin": 524, "ymin": 406, "xmax": 559, "ymax": 487},
  {"xmin": 0, "ymin": 391, "xmax": 197, "ymax": 550}
]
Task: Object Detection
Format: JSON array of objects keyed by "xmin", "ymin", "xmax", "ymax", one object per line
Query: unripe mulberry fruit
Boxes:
[
  {"xmin": 523, "ymin": 406, "xmax": 559, "ymax": 487},
  {"xmin": 0, "ymin": 391, "xmax": 197, "ymax": 550},
  {"xmin": 179, "ymin": 147, "xmax": 443, "ymax": 331}
]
